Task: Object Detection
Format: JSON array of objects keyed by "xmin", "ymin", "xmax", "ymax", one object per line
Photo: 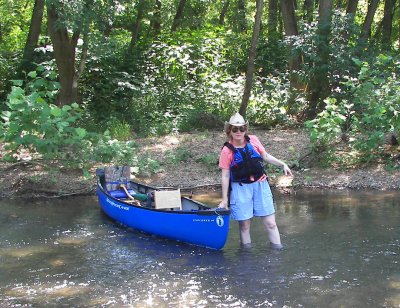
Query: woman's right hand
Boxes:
[
  {"xmin": 218, "ymin": 200, "xmax": 228, "ymax": 209},
  {"xmin": 219, "ymin": 169, "xmax": 230, "ymax": 209}
]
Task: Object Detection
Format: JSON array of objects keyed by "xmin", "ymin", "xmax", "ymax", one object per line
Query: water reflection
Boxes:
[{"xmin": 0, "ymin": 190, "xmax": 399, "ymax": 307}]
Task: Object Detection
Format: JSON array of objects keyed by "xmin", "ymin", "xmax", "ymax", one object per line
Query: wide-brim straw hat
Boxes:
[{"xmin": 224, "ymin": 113, "xmax": 249, "ymax": 133}]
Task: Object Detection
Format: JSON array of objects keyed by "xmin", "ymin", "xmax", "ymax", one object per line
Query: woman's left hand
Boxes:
[{"xmin": 282, "ymin": 163, "xmax": 293, "ymax": 177}]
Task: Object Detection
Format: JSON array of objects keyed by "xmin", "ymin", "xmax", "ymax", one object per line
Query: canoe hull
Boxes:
[{"xmin": 96, "ymin": 187, "xmax": 230, "ymax": 250}]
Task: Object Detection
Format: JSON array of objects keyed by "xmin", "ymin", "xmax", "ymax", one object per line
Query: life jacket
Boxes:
[{"xmin": 223, "ymin": 136, "xmax": 266, "ymax": 183}]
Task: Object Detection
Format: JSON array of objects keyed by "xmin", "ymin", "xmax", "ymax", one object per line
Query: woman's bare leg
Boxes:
[
  {"xmin": 238, "ymin": 219, "xmax": 252, "ymax": 246},
  {"xmin": 261, "ymin": 214, "xmax": 282, "ymax": 247}
]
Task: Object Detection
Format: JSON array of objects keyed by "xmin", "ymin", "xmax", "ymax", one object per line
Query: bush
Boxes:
[
  {"xmin": 81, "ymin": 27, "xmax": 252, "ymax": 135},
  {"xmin": 0, "ymin": 52, "xmax": 18, "ymax": 109},
  {"xmin": 306, "ymin": 53, "xmax": 400, "ymax": 166},
  {"xmin": 107, "ymin": 118, "xmax": 132, "ymax": 141},
  {"xmin": 0, "ymin": 69, "xmax": 157, "ymax": 176},
  {"xmin": 345, "ymin": 55, "xmax": 400, "ymax": 161},
  {"xmin": 305, "ymin": 97, "xmax": 350, "ymax": 150}
]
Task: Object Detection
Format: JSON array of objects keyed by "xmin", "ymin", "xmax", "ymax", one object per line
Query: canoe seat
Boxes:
[
  {"xmin": 104, "ymin": 166, "xmax": 132, "ymax": 191},
  {"xmin": 154, "ymin": 189, "xmax": 182, "ymax": 210}
]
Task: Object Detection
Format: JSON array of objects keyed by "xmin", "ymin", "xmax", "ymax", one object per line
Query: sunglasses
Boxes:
[{"xmin": 231, "ymin": 126, "xmax": 246, "ymax": 133}]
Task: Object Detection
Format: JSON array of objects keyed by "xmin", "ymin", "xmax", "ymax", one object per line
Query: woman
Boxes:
[{"xmin": 218, "ymin": 113, "xmax": 293, "ymax": 249}]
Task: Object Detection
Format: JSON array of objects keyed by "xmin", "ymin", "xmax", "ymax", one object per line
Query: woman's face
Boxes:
[{"xmin": 230, "ymin": 125, "xmax": 247, "ymax": 141}]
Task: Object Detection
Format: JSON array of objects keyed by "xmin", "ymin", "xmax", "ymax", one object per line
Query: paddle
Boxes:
[
  {"xmin": 119, "ymin": 184, "xmax": 148, "ymax": 202},
  {"xmin": 120, "ymin": 184, "xmax": 135, "ymax": 200}
]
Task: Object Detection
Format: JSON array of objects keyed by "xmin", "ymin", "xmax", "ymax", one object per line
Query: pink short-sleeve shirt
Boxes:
[{"xmin": 219, "ymin": 135, "xmax": 266, "ymax": 170}]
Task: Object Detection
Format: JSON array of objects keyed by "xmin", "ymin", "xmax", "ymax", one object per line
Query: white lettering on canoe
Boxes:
[
  {"xmin": 193, "ymin": 218, "xmax": 214, "ymax": 223},
  {"xmin": 193, "ymin": 217, "xmax": 224, "ymax": 227},
  {"xmin": 106, "ymin": 197, "xmax": 130, "ymax": 211}
]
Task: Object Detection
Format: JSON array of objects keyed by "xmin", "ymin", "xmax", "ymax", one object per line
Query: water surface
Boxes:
[{"xmin": 0, "ymin": 189, "xmax": 399, "ymax": 307}]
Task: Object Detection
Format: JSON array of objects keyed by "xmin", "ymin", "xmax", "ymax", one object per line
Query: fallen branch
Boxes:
[
  {"xmin": 39, "ymin": 190, "xmax": 93, "ymax": 198},
  {"xmin": 1, "ymin": 161, "xmax": 49, "ymax": 171},
  {"xmin": 16, "ymin": 187, "xmax": 93, "ymax": 199},
  {"xmin": 158, "ymin": 183, "xmax": 221, "ymax": 191}
]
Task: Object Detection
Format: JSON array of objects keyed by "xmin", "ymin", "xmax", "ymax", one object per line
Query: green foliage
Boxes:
[
  {"xmin": 306, "ymin": 53, "xmax": 400, "ymax": 166},
  {"xmin": 265, "ymin": 164, "xmax": 284, "ymax": 180},
  {"xmin": 292, "ymin": 12, "xmax": 399, "ymax": 167},
  {"xmin": 246, "ymin": 75, "xmax": 293, "ymax": 127},
  {"xmin": 136, "ymin": 154, "xmax": 162, "ymax": 177},
  {"xmin": 165, "ymin": 146, "xmax": 192, "ymax": 165},
  {"xmin": 0, "ymin": 52, "xmax": 18, "ymax": 108},
  {"xmin": 107, "ymin": 118, "xmax": 132, "ymax": 141},
  {"xmin": 137, "ymin": 27, "xmax": 244, "ymax": 123},
  {"xmin": 82, "ymin": 27, "xmax": 250, "ymax": 135},
  {"xmin": 1, "ymin": 0, "xmax": 399, "ymax": 177},
  {"xmin": 344, "ymin": 54, "xmax": 400, "ymax": 161},
  {"xmin": 90, "ymin": 135, "xmax": 137, "ymax": 168},
  {"xmin": 1, "ymin": 73, "xmax": 71, "ymax": 160},
  {"xmin": 292, "ymin": 11, "xmax": 363, "ymax": 100},
  {"xmin": 79, "ymin": 23, "xmax": 297, "ymax": 134},
  {"xmin": 256, "ymin": 38, "xmax": 288, "ymax": 76},
  {"xmin": 305, "ymin": 98, "xmax": 349, "ymax": 150},
  {"xmin": 0, "ymin": 69, "xmax": 158, "ymax": 176},
  {"xmin": 178, "ymin": 109, "xmax": 224, "ymax": 132},
  {"xmin": 0, "ymin": 0, "xmax": 33, "ymax": 52},
  {"xmin": 46, "ymin": 0, "xmax": 110, "ymax": 33},
  {"xmin": 286, "ymin": 146, "xmax": 303, "ymax": 170},
  {"xmin": 80, "ymin": 32, "xmax": 147, "ymax": 132},
  {"xmin": 196, "ymin": 153, "xmax": 219, "ymax": 170}
]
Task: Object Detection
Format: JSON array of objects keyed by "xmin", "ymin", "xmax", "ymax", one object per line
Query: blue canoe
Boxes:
[{"xmin": 96, "ymin": 168, "xmax": 230, "ymax": 249}]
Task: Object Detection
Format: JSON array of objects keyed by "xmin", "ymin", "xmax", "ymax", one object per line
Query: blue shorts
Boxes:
[{"xmin": 229, "ymin": 180, "xmax": 275, "ymax": 221}]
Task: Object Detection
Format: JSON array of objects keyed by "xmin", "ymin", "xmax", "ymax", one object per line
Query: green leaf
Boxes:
[
  {"xmin": 352, "ymin": 58, "xmax": 362, "ymax": 66},
  {"xmin": 11, "ymin": 80, "xmax": 23, "ymax": 86},
  {"xmin": 57, "ymin": 121, "xmax": 70, "ymax": 130},
  {"xmin": 28, "ymin": 71, "xmax": 37, "ymax": 78},
  {"xmin": 1, "ymin": 111, "xmax": 11, "ymax": 122},
  {"xmin": 360, "ymin": 67, "xmax": 369, "ymax": 75},
  {"xmin": 50, "ymin": 107, "xmax": 62, "ymax": 117},
  {"xmin": 33, "ymin": 78, "xmax": 46, "ymax": 87},
  {"xmin": 8, "ymin": 86, "xmax": 25, "ymax": 99},
  {"xmin": 75, "ymin": 128, "xmax": 87, "ymax": 138},
  {"xmin": 82, "ymin": 169, "xmax": 91, "ymax": 179}
]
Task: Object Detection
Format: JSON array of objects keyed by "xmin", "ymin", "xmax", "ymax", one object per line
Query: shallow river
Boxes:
[{"xmin": 0, "ymin": 189, "xmax": 399, "ymax": 307}]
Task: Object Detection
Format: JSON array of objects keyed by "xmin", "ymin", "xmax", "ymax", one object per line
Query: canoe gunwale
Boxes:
[{"xmin": 96, "ymin": 179, "xmax": 230, "ymax": 216}]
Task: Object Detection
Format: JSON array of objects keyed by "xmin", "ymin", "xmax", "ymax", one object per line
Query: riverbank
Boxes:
[{"xmin": 0, "ymin": 129, "xmax": 399, "ymax": 199}]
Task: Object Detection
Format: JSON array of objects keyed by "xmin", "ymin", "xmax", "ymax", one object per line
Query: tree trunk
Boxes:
[
  {"xmin": 281, "ymin": 0, "xmax": 298, "ymax": 36},
  {"xmin": 22, "ymin": 0, "xmax": 45, "ymax": 67},
  {"xmin": 76, "ymin": 31, "xmax": 89, "ymax": 83},
  {"xmin": 219, "ymin": 0, "xmax": 230, "ymax": 25},
  {"xmin": 361, "ymin": 0, "xmax": 380, "ymax": 39},
  {"xmin": 398, "ymin": 14, "xmax": 400, "ymax": 48},
  {"xmin": 268, "ymin": 0, "xmax": 279, "ymax": 37},
  {"xmin": 128, "ymin": 0, "xmax": 145, "ymax": 53},
  {"xmin": 305, "ymin": 0, "xmax": 334, "ymax": 119},
  {"xmin": 237, "ymin": 0, "xmax": 247, "ymax": 32},
  {"xmin": 239, "ymin": 0, "xmax": 263, "ymax": 118},
  {"xmin": 303, "ymin": 0, "xmax": 315, "ymax": 22},
  {"xmin": 346, "ymin": 0, "xmax": 359, "ymax": 14},
  {"xmin": 171, "ymin": 0, "xmax": 187, "ymax": 32},
  {"xmin": 47, "ymin": 5, "xmax": 79, "ymax": 106},
  {"xmin": 342, "ymin": 0, "xmax": 359, "ymax": 43},
  {"xmin": 381, "ymin": 0, "xmax": 396, "ymax": 49},
  {"xmin": 151, "ymin": 0, "xmax": 161, "ymax": 35},
  {"xmin": 280, "ymin": 0, "xmax": 303, "ymax": 96},
  {"xmin": 337, "ymin": 0, "xmax": 345, "ymax": 9}
]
